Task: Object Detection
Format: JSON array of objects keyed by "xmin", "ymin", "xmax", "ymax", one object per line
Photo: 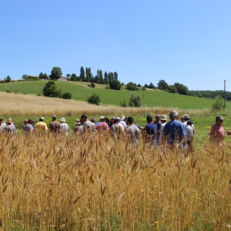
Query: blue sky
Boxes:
[{"xmin": 1, "ymin": 0, "xmax": 230, "ymax": 91}]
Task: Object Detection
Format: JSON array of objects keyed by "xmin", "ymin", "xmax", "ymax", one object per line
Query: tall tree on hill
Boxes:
[
  {"xmin": 70, "ymin": 73, "xmax": 78, "ymax": 81},
  {"xmin": 39, "ymin": 72, "xmax": 44, "ymax": 79},
  {"xmin": 43, "ymin": 73, "xmax": 48, "ymax": 80},
  {"xmin": 104, "ymin": 71, "xmax": 108, "ymax": 83},
  {"xmin": 157, "ymin": 80, "xmax": 169, "ymax": 91},
  {"xmin": 108, "ymin": 72, "xmax": 114, "ymax": 83},
  {"xmin": 113, "ymin": 72, "xmax": 118, "ymax": 80},
  {"xmin": 80, "ymin": 66, "xmax": 85, "ymax": 82},
  {"xmin": 22, "ymin": 74, "xmax": 28, "ymax": 80},
  {"xmin": 67, "ymin": 74, "xmax": 71, "ymax": 78},
  {"xmin": 49, "ymin": 67, "xmax": 62, "ymax": 80},
  {"xmin": 86, "ymin": 67, "xmax": 91, "ymax": 82},
  {"xmin": 5, "ymin": 75, "xmax": 11, "ymax": 82},
  {"xmin": 97, "ymin": 70, "xmax": 103, "ymax": 84}
]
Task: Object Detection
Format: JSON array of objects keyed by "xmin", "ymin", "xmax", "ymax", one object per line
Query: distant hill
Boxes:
[
  {"xmin": 0, "ymin": 80, "xmax": 229, "ymax": 110},
  {"xmin": 189, "ymin": 90, "xmax": 230, "ymax": 100}
]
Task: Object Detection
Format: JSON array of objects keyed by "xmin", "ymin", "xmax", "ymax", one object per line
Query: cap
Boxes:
[
  {"xmin": 111, "ymin": 116, "xmax": 115, "ymax": 119},
  {"xmin": 24, "ymin": 119, "xmax": 28, "ymax": 123},
  {"xmin": 216, "ymin": 115, "xmax": 224, "ymax": 120},
  {"xmin": 99, "ymin": 116, "xmax": 105, "ymax": 120},
  {"xmin": 116, "ymin": 117, "xmax": 120, "ymax": 120},
  {"xmin": 121, "ymin": 115, "xmax": 125, "ymax": 120},
  {"xmin": 75, "ymin": 119, "xmax": 81, "ymax": 125},
  {"xmin": 184, "ymin": 114, "xmax": 190, "ymax": 119},
  {"xmin": 40, "ymin": 117, "xmax": 45, "ymax": 120},
  {"xmin": 60, "ymin": 118, "xmax": 66, "ymax": 123},
  {"xmin": 160, "ymin": 115, "xmax": 167, "ymax": 121}
]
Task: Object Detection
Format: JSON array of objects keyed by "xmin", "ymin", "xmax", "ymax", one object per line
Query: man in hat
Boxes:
[
  {"xmin": 74, "ymin": 119, "xmax": 83, "ymax": 134},
  {"xmin": 183, "ymin": 114, "xmax": 195, "ymax": 134},
  {"xmin": 110, "ymin": 117, "xmax": 125, "ymax": 138},
  {"xmin": 4, "ymin": 118, "xmax": 16, "ymax": 134},
  {"xmin": 120, "ymin": 115, "xmax": 127, "ymax": 129},
  {"xmin": 210, "ymin": 115, "xmax": 225, "ymax": 143},
  {"xmin": 95, "ymin": 116, "xmax": 109, "ymax": 132},
  {"xmin": 48, "ymin": 115, "xmax": 60, "ymax": 133},
  {"xmin": 185, "ymin": 120, "xmax": 194, "ymax": 150},
  {"xmin": 24, "ymin": 119, "xmax": 34, "ymax": 133},
  {"xmin": 0, "ymin": 118, "xmax": 6, "ymax": 133},
  {"xmin": 159, "ymin": 115, "xmax": 167, "ymax": 144},
  {"xmin": 23, "ymin": 119, "xmax": 28, "ymax": 131},
  {"xmin": 60, "ymin": 118, "xmax": 69, "ymax": 136},
  {"xmin": 34, "ymin": 117, "xmax": 48, "ymax": 134}
]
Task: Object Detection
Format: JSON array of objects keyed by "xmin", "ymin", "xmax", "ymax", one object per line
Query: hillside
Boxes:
[{"xmin": 0, "ymin": 80, "xmax": 228, "ymax": 109}]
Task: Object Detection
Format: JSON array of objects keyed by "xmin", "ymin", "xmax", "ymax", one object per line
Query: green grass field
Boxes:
[{"xmin": 0, "ymin": 80, "xmax": 228, "ymax": 109}]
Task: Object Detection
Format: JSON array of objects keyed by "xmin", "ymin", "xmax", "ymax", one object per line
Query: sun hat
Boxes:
[
  {"xmin": 184, "ymin": 114, "xmax": 190, "ymax": 119},
  {"xmin": 6, "ymin": 118, "xmax": 12, "ymax": 123},
  {"xmin": 121, "ymin": 115, "xmax": 125, "ymax": 120},
  {"xmin": 160, "ymin": 115, "xmax": 167, "ymax": 121},
  {"xmin": 111, "ymin": 116, "xmax": 115, "ymax": 119},
  {"xmin": 116, "ymin": 117, "xmax": 120, "ymax": 120},
  {"xmin": 216, "ymin": 115, "xmax": 224, "ymax": 120},
  {"xmin": 75, "ymin": 119, "xmax": 81, "ymax": 125},
  {"xmin": 99, "ymin": 116, "xmax": 105, "ymax": 120},
  {"xmin": 60, "ymin": 118, "xmax": 66, "ymax": 123},
  {"xmin": 40, "ymin": 117, "xmax": 45, "ymax": 120},
  {"xmin": 24, "ymin": 119, "xmax": 28, "ymax": 123}
]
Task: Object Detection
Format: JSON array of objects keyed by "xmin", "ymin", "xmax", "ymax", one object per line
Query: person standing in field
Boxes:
[
  {"xmin": 60, "ymin": 118, "xmax": 69, "ymax": 136},
  {"xmin": 120, "ymin": 115, "xmax": 127, "ymax": 129},
  {"xmin": 154, "ymin": 114, "xmax": 161, "ymax": 142},
  {"xmin": 110, "ymin": 117, "xmax": 125, "ymax": 139},
  {"xmin": 159, "ymin": 115, "xmax": 167, "ymax": 144},
  {"xmin": 0, "ymin": 119, "xmax": 6, "ymax": 133},
  {"xmin": 185, "ymin": 120, "xmax": 194, "ymax": 150},
  {"xmin": 142, "ymin": 115, "xmax": 157, "ymax": 143},
  {"xmin": 180, "ymin": 116, "xmax": 185, "ymax": 123},
  {"xmin": 81, "ymin": 114, "xmax": 94, "ymax": 133},
  {"xmin": 162, "ymin": 110, "xmax": 186, "ymax": 148},
  {"xmin": 209, "ymin": 115, "xmax": 225, "ymax": 143},
  {"xmin": 95, "ymin": 116, "xmax": 109, "ymax": 132},
  {"xmin": 34, "ymin": 117, "xmax": 48, "ymax": 134},
  {"xmin": 23, "ymin": 119, "xmax": 28, "ymax": 131},
  {"xmin": 48, "ymin": 115, "xmax": 60, "ymax": 133},
  {"xmin": 126, "ymin": 116, "xmax": 140, "ymax": 144},
  {"xmin": 73, "ymin": 119, "xmax": 83, "ymax": 134},
  {"xmin": 183, "ymin": 114, "xmax": 195, "ymax": 134},
  {"xmin": 4, "ymin": 118, "xmax": 16, "ymax": 134},
  {"xmin": 91, "ymin": 118, "xmax": 96, "ymax": 126},
  {"xmin": 24, "ymin": 119, "xmax": 34, "ymax": 133}
]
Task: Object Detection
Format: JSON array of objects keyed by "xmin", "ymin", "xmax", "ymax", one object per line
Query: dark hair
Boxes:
[
  {"xmin": 187, "ymin": 120, "xmax": 193, "ymax": 125},
  {"xmin": 184, "ymin": 118, "xmax": 189, "ymax": 121},
  {"xmin": 105, "ymin": 118, "xmax": 109, "ymax": 123},
  {"xmin": 0, "ymin": 119, "xmax": 2, "ymax": 122},
  {"xmin": 52, "ymin": 115, "xmax": 57, "ymax": 120},
  {"xmin": 91, "ymin": 118, "xmax": 95, "ymax": 123},
  {"xmin": 81, "ymin": 114, "xmax": 88, "ymax": 119},
  {"xmin": 114, "ymin": 118, "xmax": 118, "ymax": 123},
  {"xmin": 28, "ymin": 119, "xmax": 34, "ymax": 123},
  {"xmin": 146, "ymin": 114, "xmax": 153, "ymax": 122},
  {"xmin": 39, "ymin": 118, "xmax": 43, "ymax": 122},
  {"xmin": 127, "ymin": 116, "xmax": 134, "ymax": 124}
]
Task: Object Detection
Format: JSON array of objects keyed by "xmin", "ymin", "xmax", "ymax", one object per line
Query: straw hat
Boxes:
[{"xmin": 75, "ymin": 119, "xmax": 81, "ymax": 125}]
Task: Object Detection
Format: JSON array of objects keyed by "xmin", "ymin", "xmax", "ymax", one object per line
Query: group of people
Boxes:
[{"xmin": 0, "ymin": 110, "xmax": 227, "ymax": 149}]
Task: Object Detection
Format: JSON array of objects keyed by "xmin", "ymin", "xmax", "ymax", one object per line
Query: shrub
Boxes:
[
  {"xmin": 120, "ymin": 99, "xmax": 127, "ymax": 107},
  {"xmin": 91, "ymin": 83, "xmax": 95, "ymax": 88},
  {"xmin": 37, "ymin": 93, "xmax": 41, "ymax": 96},
  {"xmin": 169, "ymin": 86, "xmax": 177, "ymax": 93},
  {"xmin": 126, "ymin": 82, "xmax": 137, "ymax": 90},
  {"xmin": 129, "ymin": 93, "xmax": 142, "ymax": 107},
  {"xmin": 62, "ymin": 92, "xmax": 72, "ymax": 100},
  {"xmin": 178, "ymin": 85, "xmax": 189, "ymax": 95},
  {"xmin": 105, "ymin": 85, "xmax": 110, "ymax": 89},
  {"xmin": 198, "ymin": 94, "xmax": 202, "ymax": 98},
  {"xmin": 88, "ymin": 93, "xmax": 101, "ymax": 105},
  {"xmin": 6, "ymin": 90, "xmax": 11, "ymax": 93},
  {"xmin": 142, "ymin": 87, "xmax": 146, "ymax": 91},
  {"xmin": 13, "ymin": 89, "xmax": 18, "ymax": 94},
  {"xmin": 43, "ymin": 81, "xmax": 62, "ymax": 97},
  {"xmin": 109, "ymin": 80, "xmax": 122, "ymax": 90},
  {"xmin": 212, "ymin": 95, "xmax": 223, "ymax": 110}
]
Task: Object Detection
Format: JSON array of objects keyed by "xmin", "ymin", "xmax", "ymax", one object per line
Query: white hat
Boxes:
[
  {"xmin": 60, "ymin": 118, "xmax": 66, "ymax": 123},
  {"xmin": 99, "ymin": 116, "xmax": 105, "ymax": 120},
  {"xmin": 40, "ymin": 117, "xmax": 45, "ymax": 120},
  {"xmin": 160, "ymin": 115, "xmax": 167, "ymax": 121},
  {"xmin": 121, "ymin": 115, "xmax": 125, "ymax": 120},
  {"xmin": 116, "ymin": 117, "xmax": 120, "ymax": 120},
  {"xmin": 184, "ymin": 114, "xmax": 190, "ymax": 119}
]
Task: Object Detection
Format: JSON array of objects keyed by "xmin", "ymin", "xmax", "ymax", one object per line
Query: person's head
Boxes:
[
  {"xmin": 127, "ymin": 116, "xmax": 134, "ymax": 126},
  {"xmin": 180, "ymin": 116, "xmax": 185, "ymax": 123},
  {"xmin": 187, "ymin": 119, "xmax": 193, "ymax": 126},
  {"xmin": 60, "ymin": 118, "xmax": 66, "ymax": 123},
  {"xmin": 81, "ymin": 114, "xmax": 88, "ymax": 123},
  {"xmin": 184, "ymin": 114, "xmax": 190, "ymax": 121},
  {"xmin": 160, "ymin": 115, "xmax": 167, "ymax": 124},
  {"xmin": 39, "ymin": 117, "xmax": 45, "ymax": 122},
  {"xmin": 80, "ymin": 118, "xmax": 83, "ymax": 125},
  {"xmin": 104, "ymin": 118, "xmax": 109, "ymax": 124},
  {"xmin": 99, "ymin": 116, "xmax": 105, "ymax": 122},
  {"xmin": 75, "ymin": 119, "xmax": 81, "ymax": 126},
  {"xmin": 28, "ymin": 119, "xmax": 34, "ymax": 125},
  {"xmin": 23, "ymin": 119, "xmax": 28, "ymax": 125},
  {"xmin": 114, "ymin": 118, "xmax": 119, "ymax": 124},
  {"xmin": 146, "ymin": 114, "xmax": 153, "ymax": 123},
  {"xmin": 0, "ymin": 119, "xmax": 2, "ymax": 125},
  {"xmin": 216, "ymin": 115, "xmax": 224, "ymax": 125},
  {"xmin": 6, "ymin": 118, "xmax": 12, "ymax": 125},
  {"xmin": 169, "ymin": 110, "xmax": 178, "ymax": 120},
  {"xmin": 52, "ymin": 115, "xmax": 57, "ymax": 121},
  {"xmin": 155, "ymin": 114, "xmax": 160, "ymax": 122},
  {"xmin": 120, "ymin": 115, "xmax": 125, "ymax": 121},
  {"xmin": 91, "ymin": 118, "xmax": 95, "ymax": 123}
]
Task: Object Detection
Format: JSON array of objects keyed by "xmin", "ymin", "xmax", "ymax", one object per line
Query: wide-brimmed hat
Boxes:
[
  {"xmin": 184, "ymin": 114, "xmax": 190, "ymax": 119},
  {"xmin": 75, "ymin": 119, "xmax": 81, "ymax": 125},
  {"xmin": 60, "ymin": 118, "xmax": 66, "ymax": 123},
  {"xmin": 121, "ymin": 115, "xmax": 125, "ymax": 120},
  {"xmin": 6, "ymin": 118, "xmax": 12, "ymax": 123},
  {"xmin": 160, "ymin": 115, "xmax": 167, "ymax": 121},
  {"xmin": 216, "ymin": 115, "xmax": 224, "ymax": 120},
  {"xmin": 40, "ymin": 117, "xmax": 45, "ymax": 120},
  {"xmin": 99, "ymin": 116, "xmax": 105, "ymax": 120}
]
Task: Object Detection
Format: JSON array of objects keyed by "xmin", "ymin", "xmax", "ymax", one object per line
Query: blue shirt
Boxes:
[
  {"xmin": 24, "ymin": 124, "xmax": 34, "ymax": 132},
  {"xmin": 144, "ymin": 123, "xmax": 157, "ymax": 140},
  {"xmin": 162, "ymin": 120, "xmax": 186, "ymax": 144},
  {"xmin": 95, "ymin": 121, "xmax": 101, "ymax": 126}
]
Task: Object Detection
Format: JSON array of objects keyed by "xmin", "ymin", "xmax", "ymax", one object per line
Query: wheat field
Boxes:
[{"xmin": 0, "ymin": 131, "xmax": 231, "ymax": 230}]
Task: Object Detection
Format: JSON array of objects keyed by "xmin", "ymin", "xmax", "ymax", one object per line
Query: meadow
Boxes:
[{"xmin": 0, "ymin": 80, "xmax": 228, "ymax": 109}]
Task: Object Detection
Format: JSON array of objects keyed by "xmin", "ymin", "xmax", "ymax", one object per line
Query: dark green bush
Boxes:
[
  {"xmin": 62, "ymin": 92, "xmax": 72, "ymax": 99},
  {"xmin": 109, "ymin": 80, "xmax": 122, "ymax": 90},
  {"xmin": 6, "ymin": 90, "xmax": 11, "ymax": 93},
  {"xmin": 87, "ymin": 93, "xmax": 101, "ymax": 105}
]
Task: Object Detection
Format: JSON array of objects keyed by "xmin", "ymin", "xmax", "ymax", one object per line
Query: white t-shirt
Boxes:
[
  {"xmin": 159, "ymin": 122, "xmax": 167, "ymax": 144},
  {"xmin": 183, "ymin": 121, "xmax": 194, "ymax": 131},
  {"xmin": 118, "ymin": 123, "xmax": 124, "ymax": 130},
  {"xmin": 60, "ymin": 123, "xmax": 69, "ymax": 135},
  {"xmin": 0, "ymin": 124, "xmax": 6, "ymax": 133},
  {"xmin": 120, "ymin": 120, "xmax": 127, "ymax": 129},
  {"xmin": 186, "ymin": 125, "xmax": 194, "ymax": 141}
]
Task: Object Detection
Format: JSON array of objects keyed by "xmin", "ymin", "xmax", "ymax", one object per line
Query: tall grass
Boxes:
[{"xmin": 0, "ymin": 132, "xmax": 231, "ymax": 230}]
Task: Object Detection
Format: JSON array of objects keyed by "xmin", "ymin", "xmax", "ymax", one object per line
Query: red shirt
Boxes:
[
  {"xmin": 95, "ymin": 122, "xmax": 109, "ymax": 131},
  {"xmin": 210, "ymin": 122, "xmax": 225, "ymax": 141}
]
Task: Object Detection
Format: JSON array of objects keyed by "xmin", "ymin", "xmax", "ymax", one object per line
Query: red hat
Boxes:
[{"xmin": 24, "ymin": 119, "xmax": 28, "ymax": 123}]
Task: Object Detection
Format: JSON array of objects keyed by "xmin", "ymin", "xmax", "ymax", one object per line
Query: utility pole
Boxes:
[
  {"xmin": 143, "ymin": 94, "xmax": 144, "ymax": 108},
  {"xmin": 224, "ymin": 80, "xmax": 226, "ymax": 109}
]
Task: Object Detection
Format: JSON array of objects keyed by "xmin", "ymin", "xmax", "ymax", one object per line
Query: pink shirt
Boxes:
[
  {"xmin": 210, "ymin": 123, "xmax": 225, "ymax": 141},
  {"xmin": 95, "ymin": 122, "xmax": 109, "ymax": 131}
]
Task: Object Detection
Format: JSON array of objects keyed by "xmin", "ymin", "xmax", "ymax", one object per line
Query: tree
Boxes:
[
  {"xmin": 113, "ymin": 72, "xmax": 118, "ymax": 80},
  {"xmin": 49, "ymin": 67, "xmax": 62, "ymax": 80},
  {"xmin": 80, "ymin": 66, "xmax": 85, "ymax": 82},
  {"xmin": 86, "ymin": 67, "xmax": 91, "ymax": 82},
  {"xmin": 129, "ymin": 93, "xmax": 142, "ymax": 107},
  {"xmin": 43, "ymin": 81, "xmax": 62, "ymax": 97},
  {"xmin": 97, "ymin": 70, "xmax": 103, "ymax": 84},
  {"xmin": 212, "ymin": 95, "xmax": 224, "ymax": 110},
  {"xmin": 22, "ymin": 74, "xmax": 28, "ymax": 80},
  {"xmin": 108, "ymin": 72, "xmax": 114, "ymax": 82},
  {"xmin": 87, "ymin": 93, "xmax": 101, "ymax": 105},
  {"xmin": 126, "ymin": 82, "xmax": 137, "ymax": 90},
  {"xmin": 169, "ymin": 86, "xmax": 177, "ymax": 93},
  {"xmin": 67, "ymin": 74, "xmax": 71, "ymax": 78},
  {"xmin": 39, "ymin": 72, "xmax": 44, "ymax": 79},
  {"xmin": 178, "ymin": 85, "xmax": 189, "ymax": 95},
  {"xmin": 70, "ymin": 73, "xmax": 78, "ymax": 81},
  {"xmin": 5, "ymin": 76, "xmax": 11, "ymax": 82},
  {"xmin": 148, "ymin": 82, "xmax": 155, "ymax": 89},
  {"xmin": 43, "ymin": 73, "xmax": 48, "ymax": 80},
  {"xmin": 157, "ymin": 80, "xmax": 169, "ymax": 90},
  {"xmin": 62, "ymin": 92, "xmax": 72, "ymax": 99},
  {"xmin": 104, "ymin": 72, "xmax": 108, "ymax": 83},
  {"xmin": 109, "ymin": 80, "xmax": 122, "ymax": 90}
]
